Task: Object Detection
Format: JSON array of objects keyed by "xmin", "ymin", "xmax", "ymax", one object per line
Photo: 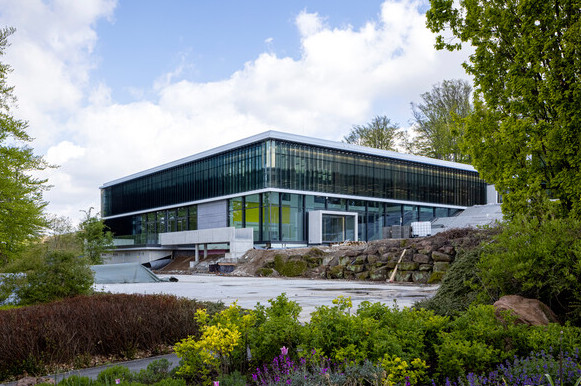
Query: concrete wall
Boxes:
[
  {"xmin": 102, "ymin": 249, "xmax": 171, "ymax": 265},
  {"xmin": 198, "ymin": 200, "xmax": 227, "ymax": 230},
  {"xmin": 158, "ymin": 227, "xmax": 253, "ymax": 259},
  {"xmin": 487, "ymin": 184, "xmax": 500, "ymax": 204}
]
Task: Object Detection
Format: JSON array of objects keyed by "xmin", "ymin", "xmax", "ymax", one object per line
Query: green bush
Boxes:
[
  {"xmin": 216, "ymin": 370, "xmax": 246, "ymax": 385},
  {"xmin": 96, "ymin": 365, "xmax": 132, "ymax": 384},
  {"xmin": 249, "ymin": 293, "xmax": 303, "ymax": 365},
  {"xmin": 16, "ymin": 251, "xmax": 94, "ymax": 305},
  {"xmin": 417, "ymin": 249, "xmax": 484, "ymax": 316},
  {"xmin": 58, "ymin": 375, "xmax": 93, "ymax": 386},
  {"xmin": 131, "ymin": 359, "xmax": 172, "ymax": 384},
  {"xmin": 433, "ymin": 304, "xmax": 528, "ymax": 380},
  {"xmin": 478, "ymin": 216, "xmax": 581, "ymax": 324},
  {"xmin": 302, "ymin": 297, "xmax": 450, "ymax": 365},
  {"xmin": 273, "ymin": 255, "xmax": 307, "ymax": 277},
  {"xmin": 151, "ymin": 379, "xmax": 185, "ymax": 386},
  {"xmin": 255, "ymin": 267, "xmax": 273, "ymax": 277}
]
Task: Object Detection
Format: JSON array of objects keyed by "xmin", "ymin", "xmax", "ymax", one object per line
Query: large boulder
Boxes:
[{"xmin": 493, "ymin": 295, "xmax": 559, "ymax": 326}]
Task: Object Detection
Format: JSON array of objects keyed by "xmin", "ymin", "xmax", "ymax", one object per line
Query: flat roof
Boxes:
[{"xmin": 101, "ymin": 130, "xmax": 477, "ymax": 188}]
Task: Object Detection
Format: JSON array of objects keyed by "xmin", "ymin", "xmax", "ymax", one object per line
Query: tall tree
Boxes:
[
  {"xmin": 78, "ymin": 208, "xmax": 113, "ymax": 265},
  {"xmin": 427, "ymin": 0, "xmax": 581, "ymax": 219},
  {"xmin": 410, "ymin": 79, "xmax": 472, "ymax": 163},
  {"xmin": 0, "ymin": 27, "xmax": 49, "ymax": 265},
  {"xmin": 344, "ymin": 115, "xmax": 402, "ymax": 151}
]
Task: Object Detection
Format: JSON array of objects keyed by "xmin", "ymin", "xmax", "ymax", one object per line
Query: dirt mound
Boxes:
[{"xmin": 155, "ymin": 256, "xmax": 195, "ymax": 273}]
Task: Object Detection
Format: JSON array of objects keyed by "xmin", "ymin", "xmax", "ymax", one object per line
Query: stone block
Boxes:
[
  {"xmin": 327, "ymin": 256, "xmax": 339, "ymax": 268},
  {"xmin": 398, "ymin": 262, "xmax": 419, "ymax": 271},
  {"xmin": 370, "ymin": 267, "xmax": 388, "ymax": 281},
  {"xmin": 327, "ymin": 265, "xmax": 344, "ymax": 279},
  {"xmin": 433, "ymin": 261, "xmax": 450, "ymax": 272},
  {"xmin": 412, "ymin": 254, "xmax": 430, "ymax": 264},
  {"xmin": 346, "ymin": 264, "xmax": 365, "ymax": 273},
  {"xmin": 395, "ymin": 270, "xmax": 413, "ymax": 282},
  {"xmin": 353, "ymin": 255, "xmax": 367, "ymax": 265},
  {"xmin": 419, "ymin": 264, "xmax": 433, "ymax": 271},
  {"xmin": 432, "ymin": 251, "xmax": 452, "ymax": 262},
  {"xmin": 339, "ymin": 256, "xmax": 352, "ymax": 266},
  {"xmin": 367, "ymin": 255, "xmax": 379, "ymax": 264},
  {"xmin": 412, "ymin": 271, "xmax": 431, "ymax": 283},
  {"xmin": 439, "ymin": 246, "xmax": 456, "ymax": 256},
  {"xmin": 356, "ymin": 271, "xmax": 370, "ymax": 280}
]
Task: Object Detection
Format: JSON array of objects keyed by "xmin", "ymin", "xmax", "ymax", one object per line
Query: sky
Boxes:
[{"xmin": 0, "ymin": 0, "xmax": 472, "ymax": 225}]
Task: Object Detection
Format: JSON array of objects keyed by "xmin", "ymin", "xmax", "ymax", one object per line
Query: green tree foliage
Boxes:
[
  {"xmin": 409, "ymin": 79, "xmax": 472, "ymax": 163},
  {"xmin": 0, "ymin": 27, "xmax": 49, "ymax": 266},
  {"xmin": 78, "ymin": 208, "xmax": 113, "ymax": 264},
  {"xmin": 343, "ymin": 115, "xmax": 402, "ymax": 151},
  {"xmin": 46, "ymin": 214, "xmax": 82, "ymax": 253},
  {"xmin": 15, "ymin": 250, "xmax": 94, "ymax": 305},
  {"xmin": 426, "ymin": 0, "xmax": 581, "ymax": 219}
]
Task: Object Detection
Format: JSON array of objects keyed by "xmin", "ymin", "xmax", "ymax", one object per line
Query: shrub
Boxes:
[
  {"xmin": 273, "ymin": 255, "xmax": 307, "ymax": 277},
  {"xmin": 381, "ymin": 355, "xmax": 429, "ymax": 386},
  {"xmin": 302, "ymin": 297, "xmax": 449, "ymax": 366},
  {"xmin": 58, "ymin": 375, "xmax": 93, "ymax": 386},
  {"xmin": 131, "ymin": 359, "xmax": 172, "ymax": 384},
  {"xmin": 174, "ymin": 302, "xmax": 255, "ymax": 384},
  {"xmin": 15, "ymin": 251, "xmax": 94, "ymax": 305},
  {"xmin": 417, "ymin": 249, "xmax": 483, "ymax": 316},
  {"xmin": 216, "ymin": 370, "xmax": 247, "ymax": 386},
  {"xmin": 0, "ymin": 294, "xmax": 218, "ymax": 380},
  {"xmin": 478, "ymin": 216, "xmax": 581, "ymax": 324},
  {"xmin": 249, "ymin": 293, "xmax": 303, "ymax": 365},
  {"xmin": 256, "ymin": 267, "xmax": 273, "ymax": 277},
  {"xmin": 433, "ymin": 305, "xmax": 529, "ymax": 380},
  {"xmin": 96, "ymin": 365, "xmax": 132, "ymax": 384}
]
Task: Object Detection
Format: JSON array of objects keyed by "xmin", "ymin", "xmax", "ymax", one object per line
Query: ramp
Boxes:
[{"xmin": 91, "ymin": 263, "xmax": 163, "ymax": 284}]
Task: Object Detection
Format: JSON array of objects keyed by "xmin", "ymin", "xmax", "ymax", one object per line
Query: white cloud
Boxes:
[
  {"xmin": 1, "ymin": 0, "xmax": 473, "ymax": 222},
  {"xmin": 45, "ymin": 141, "xmax": 86, "ymax": 165},
  {"xmin": 296, "ymin": 10, "xmax": 325, "ymax": 37}
]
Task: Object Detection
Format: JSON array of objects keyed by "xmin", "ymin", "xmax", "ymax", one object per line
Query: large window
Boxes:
[
  {"xmin": 281, "ymin": 193, "xmax": 304, "ymax": 242},
  {"xmin": 268, "ymin": 140, "xmax": 486, "ymax": 208},
  {"xmin": 102, "ymin": 142, "xmax": 267, "ymax": 216}
]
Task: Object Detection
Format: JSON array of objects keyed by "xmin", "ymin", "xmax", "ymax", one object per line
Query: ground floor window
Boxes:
[
  {"xmin": 226, "ymin": 192, "xmax": 462, "ymax": 244},
  {"xmin": 109, "ymin": 192, "xmax": 463, "ymax": 245}
]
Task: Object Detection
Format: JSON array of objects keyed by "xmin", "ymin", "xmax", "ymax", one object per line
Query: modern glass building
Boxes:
[{"xmin": 101, "ymin": 131, "xmax": 488, "ymax": 246}]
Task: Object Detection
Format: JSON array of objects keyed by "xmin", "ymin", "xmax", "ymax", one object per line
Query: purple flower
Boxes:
[{"xmin": 281, "ymin": 346, "xmax": 288, "ymax": 356}]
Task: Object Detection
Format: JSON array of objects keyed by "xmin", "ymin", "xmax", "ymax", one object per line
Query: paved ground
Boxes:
[{"xmin": 95, "ymin": 274, "xmax": 438, "ymax": 321}]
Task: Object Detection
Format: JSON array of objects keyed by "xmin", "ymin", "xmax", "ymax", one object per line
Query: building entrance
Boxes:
[{"xmin": 322, "ymin": 214, "xmax": 356, "ymax": 243}]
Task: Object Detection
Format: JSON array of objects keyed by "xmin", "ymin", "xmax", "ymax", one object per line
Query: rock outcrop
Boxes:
[{"xmin": 235, "ymin": 229, "xmax": 488, "ymax": 283}]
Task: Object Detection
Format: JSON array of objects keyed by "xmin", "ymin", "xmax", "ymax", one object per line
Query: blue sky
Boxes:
[
  {"xmin": 94, "ymin": 1, "xmax": 389, "ymax": 102},
  {"xmin": 0, "ymin": 0, "xmax": 471, "ymax": 223}
]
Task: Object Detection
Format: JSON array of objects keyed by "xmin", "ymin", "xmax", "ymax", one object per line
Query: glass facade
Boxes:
[
  {"xmin": 102, "ymin": 135, "xmax": 488, "ymax": 244},
  {"xmin": 102, "ymin": 142, "xmax": 267, "ymax": 217}
]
